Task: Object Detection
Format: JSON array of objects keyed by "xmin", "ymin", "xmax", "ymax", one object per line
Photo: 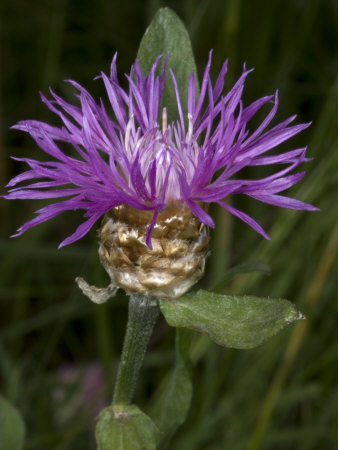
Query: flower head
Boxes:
[{"xmin": 5, "ymin": 52, "xmax": 317, "ymax": 249}]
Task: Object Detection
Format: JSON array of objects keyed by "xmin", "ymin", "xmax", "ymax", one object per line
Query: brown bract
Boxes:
[{"xmin": 99, "ymin": 203, "xmax": 209, "ymax": 298}]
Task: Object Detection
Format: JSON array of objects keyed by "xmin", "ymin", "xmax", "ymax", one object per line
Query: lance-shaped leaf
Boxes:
[
  {"xmin": 149, "ymin": 328, "xmax": 193, "ymax": 445},
  {"xmin": 160, "ymin": 290, "xmax": 304, "ymax": 349},
  {"xmin": 0, "ymin": 395, "xmax": 25, "ymax": 450},
  {"xmin": 95, "ymin": 405, "xmax": 159, "ymax": 450},
  {"xmin": 137, "ymin": 7, "xmax": 199, "ymax": 121}
]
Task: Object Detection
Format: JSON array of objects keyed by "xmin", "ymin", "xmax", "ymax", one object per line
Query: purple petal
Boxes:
[
  {"xmin": 240, "ymin": 95, "xmax": 274, "ymax": 125},
  {"xmin": 212, "ymin": 59, "xmax": 228, "ymax": 101},
  {"xmin": 5, "ymin": 187, "xmax": 81, "ymax": 200},
  {"xmin": 59, "ymin": 212, "xmax": 102, "ymax": 248},
  {"xmin": 218, "ymin": 201, "xmax": 270, "ymax": 239},
  {"xmin": 250, "ymin": 193, "xmax": 319, "ymax": 211},
  {"xmin": 188, "ymin": 72, "xmax": 196, "ymax": 115},
  {"xmin": 242, "ymin": 91, "xmax": 279, "ymax": 146},
  {"xmin": 186, "ymin": 200, "xmax": 215, "ymax": 227},
  {"xmin": 193, "ymin": 51, "xmax": 213, "ymax": 123},
  {"xmin": 145, "ymin": 210, "xmax": 159, "ymax": 249},
  {"xmin": 6, "ymin": 51, "xmax": 316, "ymax": 250},
  {"xmin": 170, "ymin": 70, "xmax": 185, "ymax": 133},
  {"xmin": 237, "ymin": 122, "xmax": 311, "ymax": 162}
]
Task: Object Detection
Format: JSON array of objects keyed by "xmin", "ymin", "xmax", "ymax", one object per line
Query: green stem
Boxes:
[{"xmin": 113, "ymin": 294, "xmax": 159, "ymax": 406}]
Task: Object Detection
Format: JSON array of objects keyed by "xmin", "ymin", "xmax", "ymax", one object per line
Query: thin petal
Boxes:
[
  {"xmin": 250, "ymin": 193, "xmax": 319, "ymax": 211},
  {"xmin": 186, "ymin": 200, "xmax": 215, "ymax": 227},
  {"xmin": 59, "ymin": 213, "xmax": 102, "ymax": 248},
  {"xmin": 145, "ymin": 210, "xmax": 159, "ymax": 249},
  {"xmin": 218, "ymin": 201, "xmax": 270, "ymax": 239}
]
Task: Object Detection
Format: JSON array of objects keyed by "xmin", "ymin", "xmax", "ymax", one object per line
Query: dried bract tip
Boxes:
[{"xmin": 99, "ymin": 203, "xmax": 209, "ymax": 298}]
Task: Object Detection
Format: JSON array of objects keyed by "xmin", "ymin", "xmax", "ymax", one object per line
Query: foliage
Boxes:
[
  {"xmin": 0, "ymin": 395, "xmax": 25, "ymax": 450},
  {"xmin": 96, "ymin": 405, "xmax": 158, "ymax": 450},
  {"xmin": 1, "ymin": 0, "xmax": 337, "ymax": 449},
  {"xmin": 160, "ymin": 290, "xmax": 302, "ymax": 349}
]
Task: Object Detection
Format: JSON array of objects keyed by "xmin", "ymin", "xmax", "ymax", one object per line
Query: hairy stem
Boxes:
[{"xmin": 113, "ymin": 294, "xmax": 159, "ymax": 405}]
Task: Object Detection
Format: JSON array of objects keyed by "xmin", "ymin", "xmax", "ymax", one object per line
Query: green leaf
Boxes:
[
  {"xmin": 95, "ymin": 404, "xmax": 159, "ymax": 450},
  {"xmin": 137, "ymin": 7, "xmax": 199, "ymax": 122},
  {"xmin": 0, "ymin": 395, "xmax": 25, "ymax": 450},
  {"xmin": 211, "ymin": 261, "xmax": 271, "ymax": 292},
  {"xmin": 160, "ymin": 290, "xmax": 304, "ymax": 349},
  {"xmin": 149, "ymin": 328, "xmax": 193, "ymax": 444}
]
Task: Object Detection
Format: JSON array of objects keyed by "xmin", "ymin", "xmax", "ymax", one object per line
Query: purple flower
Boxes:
[{"xmin": 4, "ymin": 52, "xmax": 317, "ymax": 248}]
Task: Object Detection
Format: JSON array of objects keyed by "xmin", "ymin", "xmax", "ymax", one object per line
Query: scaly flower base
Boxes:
[{"xmin": 99, "ymin": 203, "xmax": 209, "ymax": 299}]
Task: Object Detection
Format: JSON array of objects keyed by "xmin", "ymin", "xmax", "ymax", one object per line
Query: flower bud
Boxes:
[{"xmin": 99, "ymin": 203, "xmax": 209, "ymax": 299}]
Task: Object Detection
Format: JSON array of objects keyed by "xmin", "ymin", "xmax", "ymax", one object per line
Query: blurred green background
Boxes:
[{"xmin": 1, "ymin": 0, "xmax": 337, "ymax": 449}]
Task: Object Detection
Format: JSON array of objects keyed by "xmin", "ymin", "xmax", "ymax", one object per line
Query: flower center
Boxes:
[{"xmin": 121, "ymin": 109, "xmax": 198, "ymax": 202}]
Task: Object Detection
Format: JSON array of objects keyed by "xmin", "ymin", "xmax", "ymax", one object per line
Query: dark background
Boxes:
[{"xmin": 1, "ymin": 1, "xmax": 337, "ymax": 449}]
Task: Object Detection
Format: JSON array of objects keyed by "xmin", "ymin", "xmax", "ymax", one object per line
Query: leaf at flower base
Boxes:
[
  {"xmin": 149, "ymin": 328, "xmax": 193, "ymax": 445},
  {"xmin": 137, "ymin": 7, "xmax": 199, "ymax": 122},
  {"xmin": 159, "ymin": 290, "xmax": 304, "ymax": 349},
  {"xmin": 0, "ymin": 395, "xmax": 25, "ymax": 450},
  {"xmin": 95, "ymin": 404, "xmax": 159, "ymax": 450}
]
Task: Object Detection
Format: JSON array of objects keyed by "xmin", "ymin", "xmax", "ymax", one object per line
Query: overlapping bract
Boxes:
[{"xmin": 5, "ymin": 52, "xmax": 317, "ymax": 247}]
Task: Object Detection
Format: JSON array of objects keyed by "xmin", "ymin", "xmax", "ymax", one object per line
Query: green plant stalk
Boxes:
[
  {"xmin": 113, "ymin": 294, "xmax": 159, "ymax": 406},
  {"xmin": 247, "ymin": 224, "xmax": 338, "ymax": 450}
]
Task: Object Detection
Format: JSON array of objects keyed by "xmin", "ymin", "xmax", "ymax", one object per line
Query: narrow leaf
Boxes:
[
  {"xmin": 95, "ymin": 405, "xmax": 159, "ymax": 450},
  {"xmin": 0, "ymin": 395, "xmax": 25, "ymax": 450},
  {"xmin": 137, "ymin": 7, "xmax": 199, "ymax": 122},
  {"xmin": 149, "ymin": 328, "xmax": 193, "ymax": 444},
  {"xmin": 160, "ymin": 290, "xmax": 304, "ymax": 349},
  {"xmin": 211, "ymin": 261, "xmax": 271, "ymax": 292}
]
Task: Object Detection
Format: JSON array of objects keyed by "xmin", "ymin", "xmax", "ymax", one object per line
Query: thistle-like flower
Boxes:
[{"xmin": 4, "ymin": 52, "xmax": 317, "ymax": 297}]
